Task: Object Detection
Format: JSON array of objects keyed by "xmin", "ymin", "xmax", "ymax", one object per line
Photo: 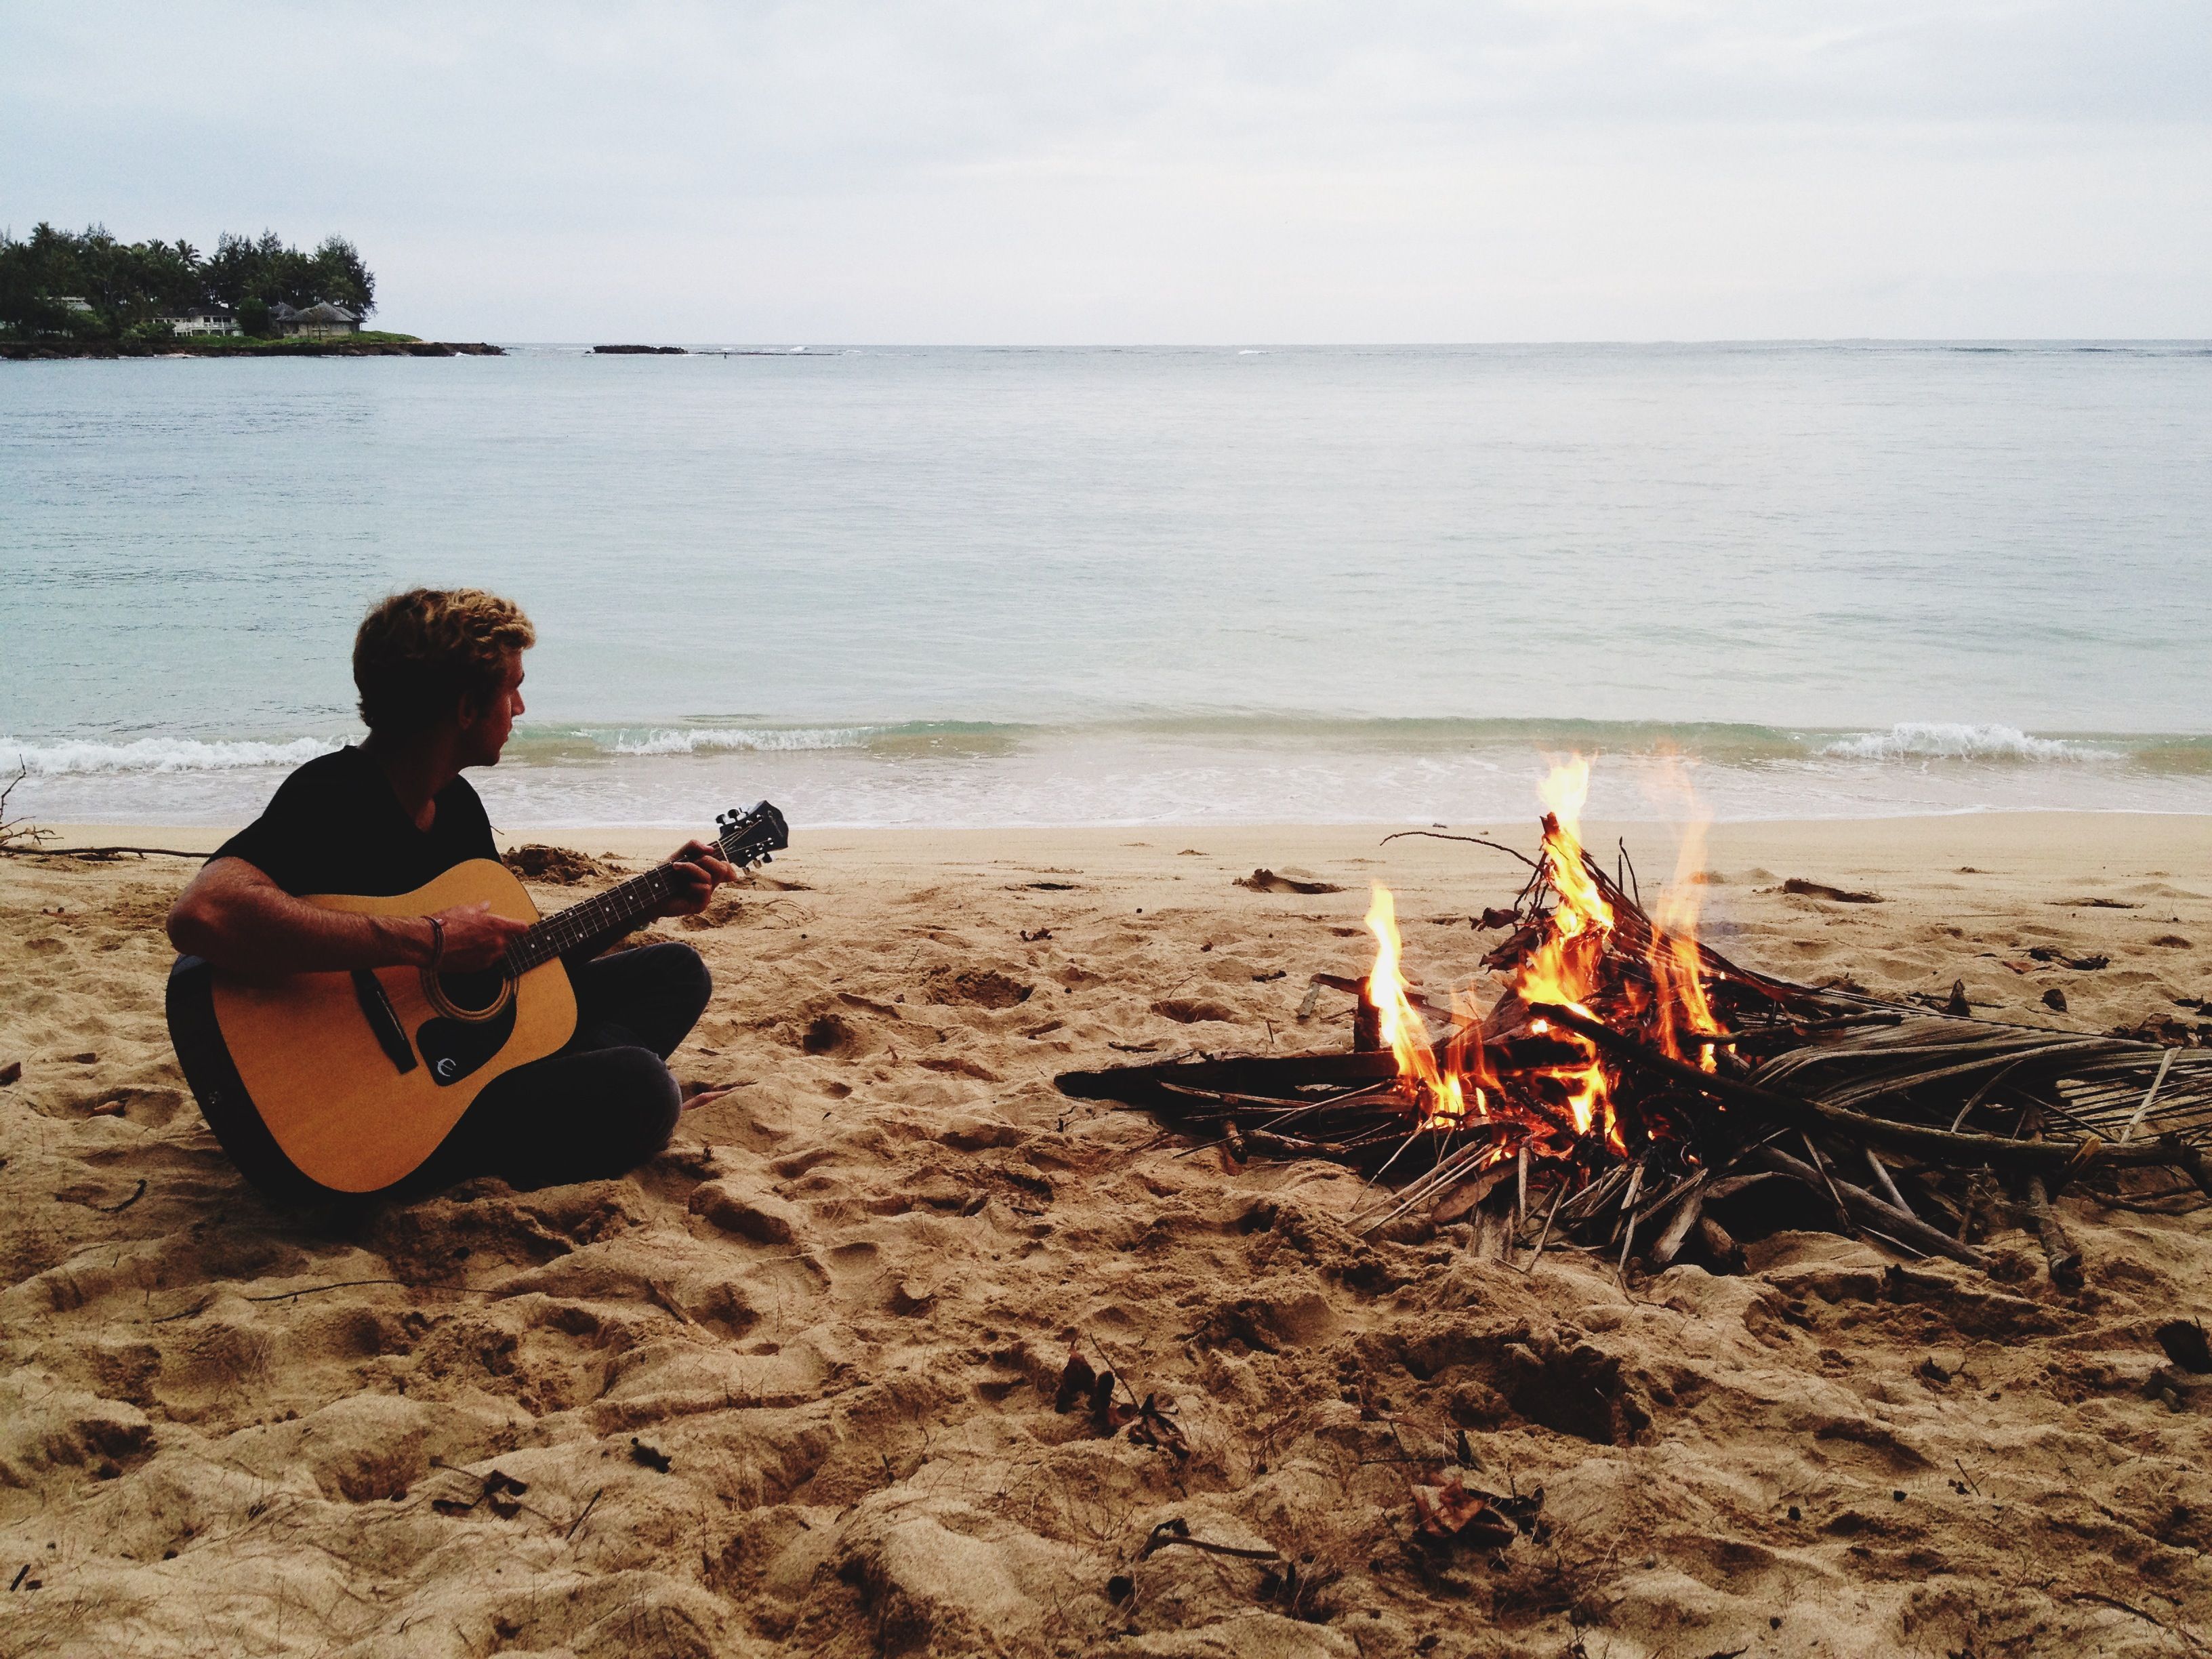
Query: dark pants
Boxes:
[{"xmin": 416, "ymin": 942, "xmax": 709, "ymax": 1191}]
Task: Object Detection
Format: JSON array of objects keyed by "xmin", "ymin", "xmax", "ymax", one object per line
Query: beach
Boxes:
[{"xmin": 4, "ymin": 811, "xmax": 2208, "ymax": 1658}]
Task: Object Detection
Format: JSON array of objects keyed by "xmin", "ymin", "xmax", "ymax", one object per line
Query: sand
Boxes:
[{"xmin": 3, "ymin": 811, "xmax": 2209, "ymax": 1658}]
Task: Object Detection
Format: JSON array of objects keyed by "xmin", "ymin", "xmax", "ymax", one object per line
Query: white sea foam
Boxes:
[
  {"xmin": 1818, "ymin": 723, "xmax": 2114, "ymax": 763},
  {"xmin": 3, "ymin": 735, "xmax": 340, "ymax": 775},
  {"xmin": 608, "ymin": 726, "xmax": 878, "ymax": 756}
]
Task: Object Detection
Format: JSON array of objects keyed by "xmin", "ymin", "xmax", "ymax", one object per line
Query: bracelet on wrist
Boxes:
[{"xmin": 426, "ymin": 916, "xmax": 445, "ymax": 970}]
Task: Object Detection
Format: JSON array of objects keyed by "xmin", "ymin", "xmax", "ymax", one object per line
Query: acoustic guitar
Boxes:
[{"xmin": 167, "ymin": 801, "xmax": 789, "ymax": 1203}]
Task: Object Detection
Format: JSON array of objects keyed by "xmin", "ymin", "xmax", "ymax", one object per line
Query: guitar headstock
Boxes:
[{"xmin": 714, "ymin": 800, "xmax": 790, "ymax": 872}]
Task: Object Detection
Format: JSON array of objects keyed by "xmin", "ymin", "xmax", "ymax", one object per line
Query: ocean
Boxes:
[{"xmin": 3, "ymin": 342, "xmax": 2209, "ymax": 830}]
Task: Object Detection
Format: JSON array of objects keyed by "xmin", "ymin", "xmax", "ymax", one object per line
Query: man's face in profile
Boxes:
[{"xmin": 459, "ymin": 653, "xmax": 525, "ymax": 768}]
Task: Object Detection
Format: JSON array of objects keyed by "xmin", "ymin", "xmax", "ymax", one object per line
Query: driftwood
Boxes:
[
  {"xmin": 2021, "ymin": 1172, "xmax": 2085, "ymax": 1289},
  {"xmin": 1753, "ymin": 1145, "xmax": 1982, "ymax": 1267},
  {"xmin": 0, "ymin": 764, "xmax": 57, "ymax": 855},
  {"xmin": 1, "ymin": 844, "xmax": 206, "ymax": 860},
  {"xmin": 0, "ymin": 762, "xmax": 204, "ymax": 859}
]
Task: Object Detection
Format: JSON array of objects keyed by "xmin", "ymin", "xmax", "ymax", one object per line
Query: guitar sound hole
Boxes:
[{"xmin": 434, "ymin": 968, "xmax": 510, "ymax": 1017}]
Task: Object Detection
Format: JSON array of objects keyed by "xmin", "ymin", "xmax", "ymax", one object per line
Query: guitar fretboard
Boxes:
[
  {"xmin": 505, "ymin": 865, "xmax": 687, "ymax": 975},
  {"xmin": 497, "ymin": 806, "xmax": 783, "ymax": 975}
]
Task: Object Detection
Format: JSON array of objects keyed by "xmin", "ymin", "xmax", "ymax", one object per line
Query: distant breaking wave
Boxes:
[
  {"xmin": 596, "ymin": 721, "xmax": 1021, "ymax": 758},
  {"xmin": 610, "ymin": 725, "xmax": 880, "ymax": 756},
  {"xmin": 1816, "ymin": 723, "xmax": 2118, "ymax": 763},
  {"xmin": 1, "ymin": 722, "xmax": 1012, "ymax": 775},
  {"xmin": 5, "ymin": 735, "xmax": 340, "ymax": 776}
]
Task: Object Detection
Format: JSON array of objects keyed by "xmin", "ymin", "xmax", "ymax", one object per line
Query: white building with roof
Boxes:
[{"xmin": 155, "ymin": 303, "xmax": 239, "ymax": 336}]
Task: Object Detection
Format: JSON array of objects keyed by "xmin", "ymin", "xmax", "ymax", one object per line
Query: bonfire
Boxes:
[{"xmin": 1060, "ymin": 760, "xmax": 2212, "ymax": 1287}]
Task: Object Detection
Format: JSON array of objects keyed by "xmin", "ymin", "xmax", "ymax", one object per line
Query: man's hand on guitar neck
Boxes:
[
  {"xmin": 653, "ymin": 840, "xmax": 739, "ymax": 918},
  {"xmin": 544, "ymin": 840, "xmax": 737, "ymax": 965}
]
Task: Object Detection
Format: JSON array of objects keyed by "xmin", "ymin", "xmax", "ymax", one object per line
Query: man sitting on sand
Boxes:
[{"xmin": 165, "ymin": 588, "xmax": 735, "ymax": 1190}]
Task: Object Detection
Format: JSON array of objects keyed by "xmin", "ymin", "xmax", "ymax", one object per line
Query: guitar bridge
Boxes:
[{"xmin": 350, "ymin": 971, "xmax": 419, "ymax": 1074}]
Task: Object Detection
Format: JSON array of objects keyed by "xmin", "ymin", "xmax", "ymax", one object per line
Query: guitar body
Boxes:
[{"xmin": 169, "ymin": 860, "xmax": 578, "ymax": 1202}]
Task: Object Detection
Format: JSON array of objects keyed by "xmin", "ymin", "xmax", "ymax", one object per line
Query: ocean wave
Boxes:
[
  {"xmin": 609, "ymin": 725, "xmax": 880, "ymax": 756},
  {"xmin": 3, "ymin": 735, "xmax": 340, "ymax": 776},
  {"xmin": 1818, "ymin": 724, "xmax": 2116, "ymax": 763},
  {"xmin": 1107, "ymin": 716, "xmax": 1811, "ymax": 760},
  {"xmin": 584, "ymin": 720, "xmax": 1026, "ymax": 758},
  {"xmin": 9, "ymin": 718, "xmax": 2198, "ymax": 781},
  {"xmin": 587, "ymin": 716, "xmax": 2193, "ymax": 771}
]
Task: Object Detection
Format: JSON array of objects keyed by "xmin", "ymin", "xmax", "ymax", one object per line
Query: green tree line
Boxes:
[{"xmin": 0, "ymin": 224, "xmax": 377, "ymax": 339}]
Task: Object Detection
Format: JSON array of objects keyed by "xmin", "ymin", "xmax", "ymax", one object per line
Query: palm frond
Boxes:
[{"xmin": 1754, "ymin": 1009, "xmax": 2212, "ymax": 1145}]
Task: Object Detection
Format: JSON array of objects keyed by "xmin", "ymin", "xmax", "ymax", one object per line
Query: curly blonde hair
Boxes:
[{"xmin": 353, "ymin": 588, "xmax": 536, "ymax": 737}]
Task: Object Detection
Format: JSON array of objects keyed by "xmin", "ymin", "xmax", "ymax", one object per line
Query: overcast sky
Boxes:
[{"xmin": 7, "ymin": 1, "xmax": 2209, "ymax": 342}]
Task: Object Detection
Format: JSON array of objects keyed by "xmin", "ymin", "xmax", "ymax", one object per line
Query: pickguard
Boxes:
[{"xmin": 415, "ymin": 1000, "xmax": 520, "ymax": 1086}]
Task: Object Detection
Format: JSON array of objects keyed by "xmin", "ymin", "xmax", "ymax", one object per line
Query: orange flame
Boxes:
[
  {"xmin": 1364, "ymin": 884, "xmax": 1477, "ymax": 1127},
  {"xmin": 1645, "ymin": 769, "xmax": 1726, "ymax": 1070},
  {"xmin": 1507, "ymin": 758, "xmax": 1620, "ymax": 1148},
  {"xmin": 1358, "ymin": 756, "xmax": 1726, "ymax": 1161}
]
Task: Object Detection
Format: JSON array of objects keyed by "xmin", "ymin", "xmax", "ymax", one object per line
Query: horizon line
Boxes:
[{"xmin": 482, "ymin": 335, "xmax": 2212, "ymax": 348}]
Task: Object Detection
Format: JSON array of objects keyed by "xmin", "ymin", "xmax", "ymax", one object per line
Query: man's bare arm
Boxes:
[{"xmin": 165, "ymin": 857, "xmax": 526, "ymax": 976}]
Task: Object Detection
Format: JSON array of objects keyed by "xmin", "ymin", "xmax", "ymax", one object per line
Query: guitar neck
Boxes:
[
  {"xmin": 493, "ymin": 804, "xmax": 786, "ymax": 975},
  {"xmin": 506, "ymin": 863, "xmax": 690, "ymax": 974}
]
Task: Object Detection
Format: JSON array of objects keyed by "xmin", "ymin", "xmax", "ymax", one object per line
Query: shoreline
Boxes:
[
  {"xmin": 1, "ymin": 339, "xmax": 504, "ymax": 359},
  {"xmin": 16, "ymin": 726, "xmax": 2212, "ymax": 831},
  {"xmin": 28, "ymin": 808, "xmax": 2212, "ymax": 862}
]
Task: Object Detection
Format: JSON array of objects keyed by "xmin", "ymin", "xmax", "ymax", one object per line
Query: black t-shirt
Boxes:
[{"xmin": 213, "ymin": 745, "xmax": 497, "ymax": 897}]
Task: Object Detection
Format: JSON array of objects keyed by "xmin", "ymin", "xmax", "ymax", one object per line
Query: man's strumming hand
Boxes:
[
  {"xmin": 656, "ymin": 840, "xmax": 739, "ymax": 917},
  {"xmin": 428, "ymin": 901, "xmax": 532, "ymax": 970}
]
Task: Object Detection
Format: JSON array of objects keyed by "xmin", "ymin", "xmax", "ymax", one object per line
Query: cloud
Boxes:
[{"xmin": 3, "ymin": 1, "xmax": 2207, "ymax": 338}]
